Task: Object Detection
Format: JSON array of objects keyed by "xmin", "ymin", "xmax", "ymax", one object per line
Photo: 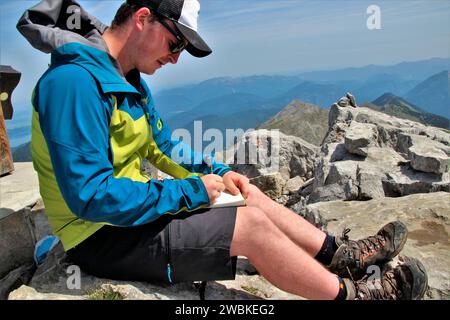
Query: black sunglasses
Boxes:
[{"xmin": 156, "ymin": 16, "xmax": 188, "ymax": 54}]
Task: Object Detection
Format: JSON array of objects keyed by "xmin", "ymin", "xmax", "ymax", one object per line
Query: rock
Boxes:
[
  {"xmin": 250, "ymin": 173, "xmax": 285, "ymax": 199},
  {"xmin": 0, "ymin": 208, "xmax": 36, "ymax": 279},
  {"xmin": 335, "ymin": 92, "xmax": 358, "ymax": 108},
  {"xmin": 28, "ymin": 202, "xmax": 53, "ymax": 243},
  {"xmin": 346, "ymin": 92, "xmax": 358, "ymax": 108},
  {"xmin": 398, "ymin": 133, "xmax": 449, "ymax": 174},
  {"xmin": 344, "ymin": 121, "xmax": 378, "ymax": 156},
  {"xmin": 355, "ymin": 109, "xmax": 450, "ymax": 149},
  {"xmin": 383, "ymin": 166, "xmax": 450, "ymax": 197},
  {"xmin": 306, "ymin": 192, "xmax": 450, "ymax": 299},
  {"xmin": 300, "ymin": 186, "xmax": 313, "ymax": 198},
  {"xmin": 9, "ymin": 285, "xmax": 83, "ymax": 300},
  {"xmin": 229, "ymin": 129, "xmax": 318, "ymax": 182},
  {"xmin": 0, "ymin": 200, "xmax": 52, "ymax": 282},
  {"xmin": 325, "ymin": 104, "xmax": 355, "ymax": 143},
  {"xmin": 275, "ymin": 195, "xmax": 290, "ymax": 205},
  {"xmin": 284, "ymin": 176, "xmax": 304, "ymax": 195},
  {"xmin": 309, "ymin": 181, "xmax": 358, "ymax": 204},
  {"xmin": 308, "ymin": 99, "xmax": 450, "ymax": 203},
  {"xmin": 0, "ymin": 263, "xmax": 36, "ymax": 300},
  {"xmin": 0, "ymin": 163, "xmax": 52, "ymax": 282},
  {"xmin": 10, "ymin": 241, "xmax": 300, "ymax": 300},
  {"xmin": 357, "ymin": 166, "xmax": 386, "ymax": 200},
  {"xmin": 284, "ymin": 193, "xmax": 326, "ymax": 229},
  {"xmin": 0, "ymin": 162, "xmax": 40, "ymax": 217}
]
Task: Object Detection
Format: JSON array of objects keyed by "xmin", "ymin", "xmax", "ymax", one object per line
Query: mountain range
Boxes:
[{"xmin": 8, "ymin": 57, "xmax": 449, "ymax": 161}]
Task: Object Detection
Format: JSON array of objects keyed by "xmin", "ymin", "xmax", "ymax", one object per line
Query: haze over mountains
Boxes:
[
  {"xmin": 8, "ymin": 57, "xmax": 449, "ymax": 161},
  {"xmin": 153, "ymin": 57, "xmax": 448, "ymax": 132}
]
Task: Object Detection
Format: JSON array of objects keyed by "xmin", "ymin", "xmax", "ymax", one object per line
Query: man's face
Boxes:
[{"xmin": 133, "ymin": 13, "xmax": 184, "ymax": 75}]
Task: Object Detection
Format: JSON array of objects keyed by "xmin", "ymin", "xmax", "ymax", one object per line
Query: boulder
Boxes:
[
  {"xmin": 0, "ymin": 163, "xmax": 51, "ymax": 281},
  {"xmin": 250, "ymin": 173, "xmax": 285, "ymax": 199},
  {"xmin": 284, "ymin": 176, "xmax": 305, "ymax": 195},
  {"xmin": 9, "ymin": 242, "xmax": 300, "ymax": 300},
  {"xmin": 308, "ymin": 101, "xmax": 449, "ymax": 204},
  {"xmin": 229, "ymin": 129, "xmax": 318, "ymax": 182},
  {"xmin": 398, "ymin": 133, "xmax": 449, "ymax": 174},
  {"xmin": 0, "ymin": 208, "xmax": 36, "ymax": 280},
  {"xmin": 9, "ymin": 285, "xmax": 84, "ymax": 300},
  {"xmin": 344, "ymin": 121, "xmax": 378, "ymax": 156},
  {"xmin": 0, "ymin": 263, "xmax": 36, "ymax": 300},
  {"xmin": 383, "ymin": 167, "xmax": 449, "ymax": 196}
]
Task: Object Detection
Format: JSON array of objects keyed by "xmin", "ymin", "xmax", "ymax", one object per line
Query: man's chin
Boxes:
[{"xmin": 140, "ymin": 68, "xmax": 157, "ymax": 75}]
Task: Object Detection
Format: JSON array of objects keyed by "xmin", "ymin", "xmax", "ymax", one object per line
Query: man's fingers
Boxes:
[
  {"xmin": 217, "ymin": 181, "xmax": 226, "ymax": 192},
  {"xmin": 223, "ymin": 178, "xmax": 239, "ymax": 195},
  {"xmin": 239, "ymin": 179, "xmax": 250, "ymax": 198},
  {"xmin": 228, "ymin": 184, "xmax": 240, "ymax": 195},
  {"xmin": 211, "ymin": 190, "xmax": 221, "ymax": 202}
]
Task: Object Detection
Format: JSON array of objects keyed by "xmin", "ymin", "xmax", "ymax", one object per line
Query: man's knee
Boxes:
[
  {"xmin": 245, "ymin": 183, "xmax": 270, "ymax": 205},
  {"xmin": 239, "ymin": 206, "xmax": 271, "ymax": 230},
  {"xmin": 248, "ymin": 183, "xmax": 263, "ymax": 195},
  {"xmin": 231, "ymin": 206, "xmax": 274, "ymax": 256}
]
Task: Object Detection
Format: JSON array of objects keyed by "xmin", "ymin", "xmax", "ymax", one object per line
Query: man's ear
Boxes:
[{"xmin": 133, "ymin": 7, "xmax": 152, "ymax": 31}]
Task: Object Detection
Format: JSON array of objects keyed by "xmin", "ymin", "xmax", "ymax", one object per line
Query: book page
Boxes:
[{"xmin": 208, "ymin": 191, "xmax": 246, "ymax": 208}]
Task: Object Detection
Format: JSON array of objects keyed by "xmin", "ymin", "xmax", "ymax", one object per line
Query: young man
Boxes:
[{"xmin": 17, "ymin": 0, "xmax": 428, "ymax": 300}]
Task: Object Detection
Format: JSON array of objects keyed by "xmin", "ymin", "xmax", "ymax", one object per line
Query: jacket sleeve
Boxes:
[
  {"xmin": 35, "ymin": 64, "xmax": 210, "ymax": 226},
  {"xmin": 142, "ymin": 84, "xmax": 232, "ymax": 179}
]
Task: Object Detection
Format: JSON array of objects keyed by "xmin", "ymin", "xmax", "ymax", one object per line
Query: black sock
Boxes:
[
  {"xmin": 334, "ymin": 277, "xmax": 347, "ymax": 300},
  {"xmin": 314, "ymin": 233, "xmax": 337, "ymax": 266}
]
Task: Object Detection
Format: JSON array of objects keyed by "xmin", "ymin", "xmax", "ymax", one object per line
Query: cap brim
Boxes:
[{"xmin": 173, "ymin": 21, "xmax": 212, "ymax": 58}]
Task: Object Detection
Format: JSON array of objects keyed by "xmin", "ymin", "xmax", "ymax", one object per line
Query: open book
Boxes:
[{"xmin": 208, "ymin": 191, "xmax": 246, "ymax": 208}]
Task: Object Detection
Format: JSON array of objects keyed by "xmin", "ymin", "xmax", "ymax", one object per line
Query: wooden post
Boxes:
[
  {"xmin": 0, "ymin": 100, "xmax": 14, "ymax": 176},
  {"xmin": 0, "ymin": 65, "xmax": 21, "ymax": 176}
]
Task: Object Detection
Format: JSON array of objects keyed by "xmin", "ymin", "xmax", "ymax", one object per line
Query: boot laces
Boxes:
[
  {"xmin": 340, "ymin": 228, "xmax": 386, "ymax": 261},
  {"xmin": 356, "ymin": 269, "xmax": 400, "ymax": 300}
]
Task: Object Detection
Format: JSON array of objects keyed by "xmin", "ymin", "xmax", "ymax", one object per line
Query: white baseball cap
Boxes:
[{"xmin": 126, "ymin": 0, "xmax": 212, "ymax": 57}]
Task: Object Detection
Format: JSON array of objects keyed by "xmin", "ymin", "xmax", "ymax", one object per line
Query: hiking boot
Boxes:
[
  {"xmin": 343, "ymin": 256, "xmax": 428, "ymax": 300},
  {"xmin": 328, "ymin": 221, "xmax": 408, "ymax": 279}
]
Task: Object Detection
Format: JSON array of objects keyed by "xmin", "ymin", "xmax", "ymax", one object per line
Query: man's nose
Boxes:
[{"xmin": 168, "ymin": 52, "xmax": 181, "ymax": 64}]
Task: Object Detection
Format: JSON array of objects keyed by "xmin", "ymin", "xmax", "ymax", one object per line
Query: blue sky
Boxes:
[{"xmin": 0, "ymin": 0, "xmax": 449, "ymax": 112}]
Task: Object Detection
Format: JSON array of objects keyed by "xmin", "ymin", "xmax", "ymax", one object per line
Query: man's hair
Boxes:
[{"xmin": 111, "ymin": 2, "xmax": 157, "ymax": 30}]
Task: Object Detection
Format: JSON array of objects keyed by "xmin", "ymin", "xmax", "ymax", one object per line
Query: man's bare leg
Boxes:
[
  {"xmin": 230, "ymin": 206, "xmax": 340, "ymax": 299},
  {"xmin": 244, "ymin": 184, "xmax": 327, "ymax": 257}
]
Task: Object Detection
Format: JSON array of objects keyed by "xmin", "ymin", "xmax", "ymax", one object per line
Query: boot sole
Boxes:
[
  {"xmin": 398, "ymin": 256, "xmax": 429, "ymax": 300},
  {"xmin": 380, "ymin": 221, "xmax": 408, "ymax": 261}
]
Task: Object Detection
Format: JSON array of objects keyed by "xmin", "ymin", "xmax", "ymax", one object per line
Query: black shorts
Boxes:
[{"xmin": 66, "ymin": 207, "xmax": 238, "ymax": 284}]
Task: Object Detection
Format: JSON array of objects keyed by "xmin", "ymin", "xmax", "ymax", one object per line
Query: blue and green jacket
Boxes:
[{"xmin": 17, "ymin": 0, "xmax": 231, "ymax": 251}]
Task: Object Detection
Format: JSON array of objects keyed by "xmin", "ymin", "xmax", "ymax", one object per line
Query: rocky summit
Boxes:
[{"xmin": 2, "ymin": 93, "xmax": 449, "ymax": 300}]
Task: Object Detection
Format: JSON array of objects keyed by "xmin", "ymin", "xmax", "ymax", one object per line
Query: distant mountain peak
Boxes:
[
  {"xmin": 367, "ymin": 92, "xmax": 449, "ymax": 129},
  {"xmin": 404, "ymin": 70, "xmax": 450, "ymax": 119},
  {"xmin": 373, "ymin": 92, "xmax": 405, "ymax": 105}
]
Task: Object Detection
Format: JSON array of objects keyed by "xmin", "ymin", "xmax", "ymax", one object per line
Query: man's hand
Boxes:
[
  {"xmin": 222, "ymin": 171, "xmax": 250, "ymax": 198},
  {"xmin": 200, "ymin": 174, "xmax": 226, "ymax": 204}
]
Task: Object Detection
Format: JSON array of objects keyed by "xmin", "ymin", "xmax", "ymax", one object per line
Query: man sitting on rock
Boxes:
[{"xmin": 17, "ymin": 0, "xmax": 428, "ymax": 300}]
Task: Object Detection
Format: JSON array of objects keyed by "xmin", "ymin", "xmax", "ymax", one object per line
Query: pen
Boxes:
[{"xmin": 205, "ymin": 155, "xmax": 213, "ymax": 174}]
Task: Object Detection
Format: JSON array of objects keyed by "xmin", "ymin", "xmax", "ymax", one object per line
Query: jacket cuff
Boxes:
[
  {"xmin": 213, "ymin": 164, "xmax": 232, "ymax": 177},
  {"xmin": 181, "ymin": 176, "xmax": 210, "ymax": 208}
]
